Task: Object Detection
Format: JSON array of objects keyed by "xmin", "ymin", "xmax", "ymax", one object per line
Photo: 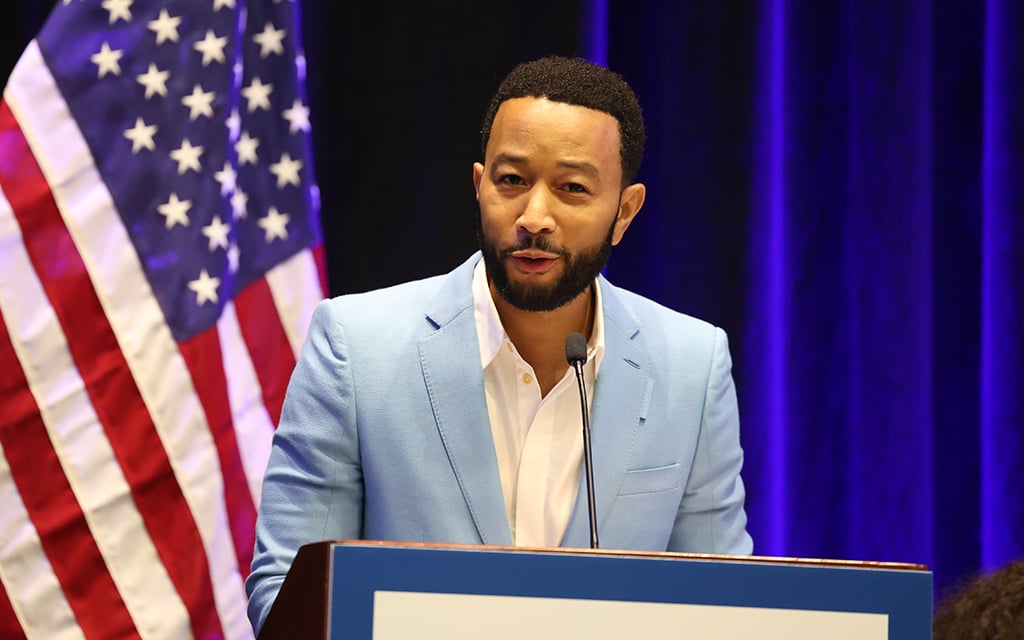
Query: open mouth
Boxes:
[{"xmin": 510, "ymin": 255, "xmax": 557, "ymax": 273}]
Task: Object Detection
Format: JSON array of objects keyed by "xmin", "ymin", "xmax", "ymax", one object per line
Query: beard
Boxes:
[{"xmin": 479, "ymin": 219, "xmax": 615, "ymax": 312}]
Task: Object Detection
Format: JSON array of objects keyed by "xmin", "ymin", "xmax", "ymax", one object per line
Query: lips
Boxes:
[{"xmin": 509, "ymin": 252, "xmax": 558, "ymax": 273}]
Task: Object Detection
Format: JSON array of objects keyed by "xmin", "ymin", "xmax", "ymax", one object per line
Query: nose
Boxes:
[{"xmin": 516, "ymin": 185, "xmax": 555, "ymax": 235}]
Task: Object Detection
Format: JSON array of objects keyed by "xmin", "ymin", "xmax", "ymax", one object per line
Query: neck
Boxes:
[{"xmin": 490, "ymin": 281, "xmax": 595, "ymax": 396}]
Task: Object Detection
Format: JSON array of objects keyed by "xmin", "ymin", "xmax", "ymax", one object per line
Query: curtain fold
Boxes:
[
  {"xmin": 981, "ymin": 0, "xmax": 1024, "ymax": 572},
  {"xmin": 607, "ymin": 0, "xmax": 1023, "ymax": 596}
]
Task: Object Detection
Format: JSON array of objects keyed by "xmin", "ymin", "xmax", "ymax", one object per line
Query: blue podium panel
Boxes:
[{"xmin": 323, "ymin": 543, "xmax": 932, "ymax": 640}]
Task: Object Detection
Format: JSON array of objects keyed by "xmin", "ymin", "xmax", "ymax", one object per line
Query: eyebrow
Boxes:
[{"xmin": 491, "ymin": 153, "xmax": 600, "ymax": 178}]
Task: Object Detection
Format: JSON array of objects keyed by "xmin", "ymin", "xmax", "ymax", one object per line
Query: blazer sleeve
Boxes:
[
  {"xmin": 245, "ymin": 301, "xmax": 364, "ymax": 634},
  {"xmin": 668, "ymin": 327, "xmax": 754, "ymax": 555}
]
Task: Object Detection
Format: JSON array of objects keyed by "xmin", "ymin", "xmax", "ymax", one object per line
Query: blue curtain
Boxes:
[
  {"xmin": 980, "ymin": 0, "xmax": 1024, "ymax": 576},
  {"xmin": 605, "ymin": 0, "xmax": 1024, "ymax": 596}
]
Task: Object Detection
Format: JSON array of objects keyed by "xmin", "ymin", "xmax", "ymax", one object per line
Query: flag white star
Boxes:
[
  {"xmin": 214, "ymin": 162, "xmax": 238, "ymax": 195},
  {"xmin": 225, "ymin": 109, "xmax": 241, "ymax": 142},
  {"xmin": 253, "ymin": 23, "xmax": 286, "ymax": 58},
  {"xmin": 181, "ymin": 84, "xmax": 216, "ymax": 120},
  {"xmin": 147, "ymin": 8, "xmax": 181, "ymax": 44},
  {"xmin": 188, "ymin": 269, "xmax": 221, "ymax": 306},
  {"xmin": 90, "ymin": 43, "xmax": 123, "ymax": 78},
  {"xmin": 101, "ymin": 0, "xmax": 132, "ymax": 24},
  {"xmin": 227, "ymin": 243, "xmax": 241, "ymax": 273},
  {"xmin": 230, "ymin": 189, "xmax": 249, "ymax": 220},
  {"xmin": 202, "ymin": 215, "xmax": 231, "ymax": 251},
  {"xmin": 282, "ymin": 99, "xmax": 311, "ymax": 134},
  {"xmin": 258, "ymin": 207, "xmax": 290, "ymax": 242},
  {"xmin": 194, "ymin": 30, "xmax": 228, "ymax": 66},
  {"xmin": 136, "ymin": 63, "xmax": 170, "ymax": 99},
  {"xmin": 124, "ymin": 118, "xmax": 157, "ymax": 153},
  {"xmin": 269, "ymin": 152, "xmax": 302, "ymax": 188},
  {"xmin": 241, "ymin": 77, "xmax": 274, "ymax": 112},
  {"xmin": 157, "ymin": 193, "xmax": 191, "ymax": 229},
  {"xmin": 170, "ymin": 139, "xmax": 204, "ymax": 174},
  {"xmin": 213, "ymin": 0, "xmax": 236, "ymax": 10},
  {"xmin": 235, "ymin": 131, "xmax": 260, "ymax": 165}
]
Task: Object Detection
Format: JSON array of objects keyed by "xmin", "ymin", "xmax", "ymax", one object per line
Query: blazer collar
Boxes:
[
  {"xmin": 563, "ymin": 276, "xmax": 652, "ymax": 548},
  {"xmin": 419, "ymin": 253, "xmax": 513, "ymax": 545}
]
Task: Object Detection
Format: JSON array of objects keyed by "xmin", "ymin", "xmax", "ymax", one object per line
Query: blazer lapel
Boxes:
[
  {"xmin": 418, "ymin": 254, "xmax": 512, "ymax": 546},
  {"xmin": 563, "ymin": 278, "xmax": 652, "ymax": 548}
]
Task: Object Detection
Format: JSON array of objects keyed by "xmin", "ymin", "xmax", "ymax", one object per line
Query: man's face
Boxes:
[{"xmin": 473, "ymin": 97, "xmax": 644, "ymax": 312}]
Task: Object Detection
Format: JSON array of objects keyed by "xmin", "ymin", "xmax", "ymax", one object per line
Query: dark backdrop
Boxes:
[{"xmin": 4, "ymin": 0, "xmax": 1022, "ymax": 601}]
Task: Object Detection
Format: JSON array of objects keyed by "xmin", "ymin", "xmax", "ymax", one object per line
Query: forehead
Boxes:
[{"xmin": 486, "ymin": 97, "xmax": 622, "ymax": 176}]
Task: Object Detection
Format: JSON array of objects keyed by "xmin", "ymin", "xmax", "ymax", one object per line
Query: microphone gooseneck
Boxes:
[{"xmin": 565, "ymin": 332, "xmax": 598, "ymax": 549}]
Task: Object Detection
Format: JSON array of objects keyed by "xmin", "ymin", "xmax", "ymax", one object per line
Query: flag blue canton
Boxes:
[{"xmin": 36, "ymin": 0, "xmax": 321, "ymax": 342}]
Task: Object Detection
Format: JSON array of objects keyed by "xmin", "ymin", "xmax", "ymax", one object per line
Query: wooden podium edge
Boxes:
[
  {"xmin": 258, "ymin": 541, "xmax": 332, "ymax": 640},
  {"xmin": 331, "ymin": 538, "xmax": 931, "ymax": 572}
]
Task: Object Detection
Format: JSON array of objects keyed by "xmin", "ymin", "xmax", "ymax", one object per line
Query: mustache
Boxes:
[{"xmin": 499, "ymin": 235, "xmax": 569, "ymax": 257}]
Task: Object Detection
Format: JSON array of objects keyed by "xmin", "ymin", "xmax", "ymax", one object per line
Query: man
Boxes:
[{"xmin": 246, "ymin": 56, "xmax": 753, "ymax": 633}]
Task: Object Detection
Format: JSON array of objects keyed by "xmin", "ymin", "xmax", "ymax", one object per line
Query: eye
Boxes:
[
  {"xmin": 497, "ymin": 174, "xmax": 525, "ymax": 186},
  {"xmin": 563, "ymin": 182, "xmax": 589, "ymax": 194}
]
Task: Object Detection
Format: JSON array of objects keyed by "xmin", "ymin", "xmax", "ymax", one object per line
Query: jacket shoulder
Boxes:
[{"xmin": 601, "ymin": 279, "xmax": 722, "ymax": 348}]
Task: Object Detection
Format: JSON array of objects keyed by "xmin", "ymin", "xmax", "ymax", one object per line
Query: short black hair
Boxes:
[
  {"xmin": 933, "ymin": 561, "xmax": 1024, "ymax": 639},
  {"xmin": 480, "ymin": 56, "xmax": 646, "ymax": 187}
]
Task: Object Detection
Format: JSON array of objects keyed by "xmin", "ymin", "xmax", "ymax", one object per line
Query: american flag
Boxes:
[{"xmin": 0, "ymin": 0, "xmax": 326, "ymax": 638}]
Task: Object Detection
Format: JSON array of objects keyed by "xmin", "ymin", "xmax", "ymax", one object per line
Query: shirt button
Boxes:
[{"xmin": 522, "ymin": 373, "xmax": 533, "ymax": 385}]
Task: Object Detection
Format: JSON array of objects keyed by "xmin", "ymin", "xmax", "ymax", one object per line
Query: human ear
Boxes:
[
  {"xmin": 472, "ymin": 162, "xmax": 485, "ymax": 200},
  {"xmin": 611, "ymin": 182, "xmax": 646, "ymax": 245}
]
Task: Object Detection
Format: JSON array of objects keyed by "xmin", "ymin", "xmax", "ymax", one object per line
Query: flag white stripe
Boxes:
[
  {"xmin": 0, "ymin": 186, "xmax": 190, "ymax": 639},
  {"xmin": 7, "ymin": 42, "xmax": 251, "ymax": 640},
  {"xmin": 0, "ymin": 446, "xmax": 85, "ymax": 640},
  {"xmin": 219, "ymin": 301, "xmax": 276, "ymax": 505},
  {"xmin": 0, "ymin": 187, "xmax": 85, "ymax": 640},
  {"xmin": 0, "ymin": 193, "xmax": 194, "ymax": 638},
  {"xmin": 266, "ymin": 249, "xmax": 324, "ymax": 357}
]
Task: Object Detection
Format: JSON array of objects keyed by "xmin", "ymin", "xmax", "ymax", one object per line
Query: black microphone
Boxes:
[{"xmin": 566, "ymin": 332, "xmax": 598, "ymax": 549}]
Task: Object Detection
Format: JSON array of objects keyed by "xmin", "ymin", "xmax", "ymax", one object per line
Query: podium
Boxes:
[{"xmin": 258, "ymin": 541, "xmax": 932, "ymax": 639}]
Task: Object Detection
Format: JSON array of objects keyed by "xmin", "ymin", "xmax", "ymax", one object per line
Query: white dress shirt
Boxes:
[{"xmin": 472, "ymin": 259, "xmax": 604, "ymax": 547}]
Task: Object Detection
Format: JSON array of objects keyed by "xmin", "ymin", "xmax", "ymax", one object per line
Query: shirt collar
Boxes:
[{"xmin": 472, "ymin": 258, "xmax": 606, "ymax": 370}]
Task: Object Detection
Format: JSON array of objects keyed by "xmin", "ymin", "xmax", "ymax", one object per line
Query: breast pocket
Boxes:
[
  {"xmin": 619, "ymin": 462, "xmax": 681, "ymax": 496},
  {"xmin": 603, "ymin": 463, "xmax": 684, "ymax": 549}
]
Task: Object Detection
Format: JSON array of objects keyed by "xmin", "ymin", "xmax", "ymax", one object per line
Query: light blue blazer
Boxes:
[{"xmin": 246, "ymin": 253, "xmax": 752, "ymax": 632}]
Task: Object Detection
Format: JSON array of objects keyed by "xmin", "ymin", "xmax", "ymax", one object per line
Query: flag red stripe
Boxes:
[
  {"xmin": 0, "ymin": 308, "xmax": 139, "ymax": 640},
  {"xmin": 179, "ymin": 326, "xmax": 258, "ymax": 579},
  {"xmin": 313, "ymin": 242, "xmax": 329, "ymax": 298},
  {"xmin": 234, "ymin": 276, "xmax": 296, "ymax": 426},
  {"xmin": 0, "ymin": 103, "xmax": 224, "ymax": 639},
  {"xmin": 0, "ymin": 576, "xmax": 27, "ymax": 640}
]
